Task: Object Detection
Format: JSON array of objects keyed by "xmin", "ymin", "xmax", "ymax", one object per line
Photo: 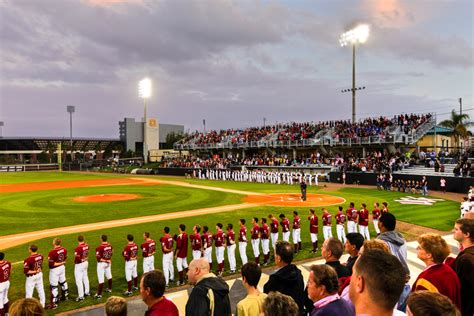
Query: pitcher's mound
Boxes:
[
  {"xmin": 244, "ymin": 193, "xmax": 345, "ymax": 207},
  {"xmin": 73, "ymin": 194, "xmax": 142, "ymax": 203}
]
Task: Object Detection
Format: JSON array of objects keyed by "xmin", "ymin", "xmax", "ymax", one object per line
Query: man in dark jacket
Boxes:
[
  {"xmin": 185, "ymin": 258, "xmax": 231, "ymax": 316},
  {"xmin": 263, "ymin": 241, "xmax": 305, "ymax": 315}
]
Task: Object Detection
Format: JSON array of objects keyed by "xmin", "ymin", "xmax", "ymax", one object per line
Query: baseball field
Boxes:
[{"xmin": 0, "ymin": 171, "xmax": 460, "ymax": 314}]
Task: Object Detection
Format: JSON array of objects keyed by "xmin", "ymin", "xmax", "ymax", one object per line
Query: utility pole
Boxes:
[{"xmin": 459, "ymin": 97, "xmax": 462, "ymax": 115}]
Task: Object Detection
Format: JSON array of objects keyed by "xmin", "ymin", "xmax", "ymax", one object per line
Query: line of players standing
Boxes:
[{"xmin": 0, "ymin": 201, "xmax": 388, "ymax": 313}]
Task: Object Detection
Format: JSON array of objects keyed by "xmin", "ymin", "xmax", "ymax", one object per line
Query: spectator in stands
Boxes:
[
  {"xmin": 236, "ymin": 262, "xmax": 267, "ymax": 316},
  {"xmin": 261, "ymin": 292, "xmax": 299, "ymax": 316},
  {"xmin": 344, "ymin": 233, "xmax": 364, "ymax": 275},
  {"xmin": 140, "ymin": 270, "xmax": 178, "ymax": 316},
  {"xmin": 413, "ymin": 233, "xmax": 461, "ymax": 310},
  {"xmin": 321, "ymin": 238, "xmax": 350, "ymax": 278},
  {"xmin": 452, "ymin": 218, "xmax": 474, "ymax": 316},
  {"xmin": 263, "ymin": 241, "xmax": 305, "ymax": 315},
  {"xmin": 406, "ymin": 291, "xmax": 460, "ymax": 316},
  {"xmin": 186, "ymin": 258, "xmax": 231, "ymax": 316},
  {"xmin": 8, "ymin": 298, "xmax": 45, "ymax": 316},
  {"xmin": 105, "ymin": 296, "xmax": 127, "ymax": 316},
  {"xmin": 349, "ymin": 249, "xmax": 406, "ymax": 316},
  {"xmin": 307, "ymin": 265, "xmax": 354, "ymax": 316}
]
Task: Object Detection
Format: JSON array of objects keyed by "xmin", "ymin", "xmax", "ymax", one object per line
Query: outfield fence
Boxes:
[{"xmin": 0, "ymin": 163, "xmax": 59, "ymax": 172}]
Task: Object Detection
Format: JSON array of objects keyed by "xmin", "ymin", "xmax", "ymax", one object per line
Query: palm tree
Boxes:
[{"xmin": 439, "ymin": 110, "xmax": 473, "ymax": 151}]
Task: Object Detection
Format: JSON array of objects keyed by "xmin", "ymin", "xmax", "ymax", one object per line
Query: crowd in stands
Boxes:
[{"xmin": 395, "ymin": 113, "xmax": 433, "ymax": 134}]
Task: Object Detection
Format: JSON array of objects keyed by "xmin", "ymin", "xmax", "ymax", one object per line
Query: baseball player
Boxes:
[
  {"xmin": 322, "ymin": 208, "xmax": 333, "ymax": 240},
  {"xmin": 190, "ymin": 225, "xmax": 202, "ymax": 260},
  {"xmin": 381, "ymin": 202, "xmax": 390, "ymax": 214},
  {"xmin": 308, "ymin": 209, "xmax": 319, "ymax": 253},
  {"xmin": 260, "ymin": 218, "xmax": 270, "ymax": 265},
  {"xmin": 250, "ymin": 217, "xmax": 260, "ymax": 265},
  {"xmin": 173, "ymin": 224, "xmax": 188, "ymax": 286},
  {"xmin": 0, "ymin": 252, "xmax": 11, "ymax": 316},
  {"xmin": 238, "ymin": 219, "xmax": 248, "ymax": 265},
  {"xmin": 358, "ymin": 204, "xmax": 370, "ymax": 240},
  {"xmin": 160, "ymin": 227, "xmax": 174, "ymax": 287},
  {"xmin": 24, "ymin": 244, "xmax": 45, "ymax": 307},
  {"xmin": 141, "ymin": 232, "xmax": 156, "ymax": 273},
  {"xmin": 335, "ymin": 206, "xmax": 347, "ymax": 243},
  {"xmin": 122, "ymin": 234, "xmax": 138, "ymax": 296},
  {"xmin": 372, "ymin": 202, "xmax": 381, "ymax": 235},
  {"xmin": 48, "ymin": 238, "xmax": 69, "ymax": 308},
  {"xmin": 213, "ymin": 223, "xmax": 226, "ymax": 276},
  {"xmin": 292, "ymin": 211, "xmax": 302, "ymax": 252},
  {"xmin": 201, "ymin": 226, "xmax": 213, "ymax": 270},
  {"xmin": 95, "ymin": 235, "xmax": 113, "ymax": 299},
  {"xmin": 74, "ymin": 235, "xmax": 90, "ymax": 302},
  {"xmin": 268, "ymin": 214, "xmax": 279, "ymax": 250},
  {"xmin": 226, "ymin": 224, "xmax": 236, "ymax": 273},
  {"xmin": 279, "ymin": 214, "xmax": 290, "ymax": 242},
  {"xmin": 346, "ymin": 202, "xmax": 358, "ymax": 233}
]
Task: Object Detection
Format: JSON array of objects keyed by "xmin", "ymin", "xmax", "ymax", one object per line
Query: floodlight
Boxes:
[
  {"xmin": 339, "ymin": 24, "xmax": 370, "ymax": 47},
  {"xmin": 138, "ymin": 78, "xmax": 152, "ymax": 99}
]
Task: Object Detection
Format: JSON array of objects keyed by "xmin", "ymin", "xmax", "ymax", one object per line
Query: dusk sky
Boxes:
[{"xmin": 1, "ymin": 0, "xmax": 472, "ymax": 138}]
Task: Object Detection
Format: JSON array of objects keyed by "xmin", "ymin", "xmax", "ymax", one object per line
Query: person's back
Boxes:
[{"xmin": 236, "ymin": 262, "xmax": 267, "ymax": 316}]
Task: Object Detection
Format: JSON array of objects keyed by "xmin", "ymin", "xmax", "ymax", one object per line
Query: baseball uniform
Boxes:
[
  {"xmin": 251, "ymin": 225, "xmax": 260, "ymax": 264},
  {"xmin": 202, "ymin": 232, "xmax": 213, "ymax": 269},
  {"xmin": 24, "ymin": 253, "xmax": 45, "ymax": 306},
  {"xmin": 74, "ymin": 242, "xmax": 90, "ymax": 299},
  {"xmin": 48, "ymin": 246, "xmax": 69, "ymax": 304},
  {"xmin": 226, "ymin": 230, "xmax": 236, "ymax": 272},
  {"xmin": 322, "ymin": 213, "xmax": 333, "ymax": 240},
  {"xmin": 141, "ymin": 238, "xmax": 156, "ymax": 273},
  {"xmin": 335, "ymin": 212, "xmax": 346, "ymax": 243},
  {"xmin": 260, "ymin": 223, "xmax": 270, "ymax": 265},
  {"xmin": 122, "ymin": 242, "xmax": 138, "ymax": 292},
  {"xmin": 213, "ymin": 230, "xmax": 225, "ymax": 274},
  {"xmin": 372, "ymin": 208, "xmax": 381, "ymax": 235},
  {"xmin": 292, "ymin": 216, "xmax": 301, "ymax": 247},
  {"xmin": 0, "ymin": 260, "xmax": 11, "ymax": 315},
  {"xmin": 238, "ymin": 226, "xmax": 248, "ymax": 265},
  {"xmin": 358, "ymin": 208, "xmax": 370, "ymax": 240},
  {"xmin": 308, "ymin": 214, "xmax": 319, "ymax": 246},
  {"xmin": 95, "ymin": 242, "xmax": 113, "ymax": 296},
  {"xmin": 160, "ymin": 235, "xmax": 174, "ymax": 286},
  {"xmin": 269, "ymin": 218, "xmax": 279, "ymax": 250},
  {"xmin": 346, "ymin": 207, "xmax": 358, "ymax": 233},
  {"xmin": 174, "ymin": 232, "xmax": 188, "ymax": 285},
  {"xmin": 280, "ymin": 218, "xmax": 290, "ymax": 242},
  {"xmin": 190, "ymin": 233, "xmax": 202, "ymax": 260}
]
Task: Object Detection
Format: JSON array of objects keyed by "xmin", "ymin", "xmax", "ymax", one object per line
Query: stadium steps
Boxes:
[
  {"xmin": 67, "ymin": 234, "xmax": 459, "ymax": 316},
  {"xmin": 394, "ymin": 164, "xmax": 456, "ymax": 177}
]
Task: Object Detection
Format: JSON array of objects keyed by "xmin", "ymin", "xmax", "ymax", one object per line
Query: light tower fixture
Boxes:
[{"xmin": 138, "ymin": 78, "xmax": 152, "ymax": 164}]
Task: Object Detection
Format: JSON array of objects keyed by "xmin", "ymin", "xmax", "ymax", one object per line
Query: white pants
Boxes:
[
  {"xmin": 25, "ymin": 272, "xmax": 45, "ymax": 307},
  {"xmin": 251, "ymin": 239, "xmax": 260, "ymax": 257},
  {"xmin": 143, "ymin": 256, "xmax": 155, "ymax": 273},
  {"xmin": 292, "ymin": 229, "xmax": 301, "ymax": 244},
  {"xmin": 125, "ymin": 260, "xmax": 137, "ymax": 282},
  {"xmin": 310, "ymin": 233, "xmax": 318, "ymax": 243},
  {"xmin": 239, "ymin": 242, "xmax": 248, "ymax": 265},
  {"xmin": 261, "ymin": 239, "xmax": 270, "ymax": 255},
  {"xmin": 323, "ymin": 226, "xmax": 333, "ymax": 240},
  {"xmin": 162, "ymin": 253, "xmax": 174, "ymax": 284},
  {"xmin": 204, "ymin": 247, "xmax": 213, "ymax": 264},
  {"xmin": 347, "ymin": 221, "xmax": 357, "ymax": 233},
  {"xmin": 336, "ymin": 225, "xmax": 346, "ymax": 243},
  {"xmin": 97, "ymin": 262, "xmax": 112, "ymax": 284},
  {"xmin": 282, "ymin": 232, "xmax": 290, "ymax": 242},
  {"xmin": 215, "ymin": 246, "xmax": 225, "ymax": 264},
  {"xmin": 176, "ymin": 256, "xmax": 188, "ymax": 272},
  {"xmin": 74, "ymin": 262, "xmax": 90, "ymax": 298},
  {"xmin": 49, "ymin": 265, "xmax": 68, "ymax": 303},
  {"xmin": 359, "ymin": 225, "xmax": 370, "ymax": 240},
  {"xmin": 373, "ymin": 219, "xmax": 380, "ymax": 234},
  {"xmin": 227, "ymin": 244, "xmax": 236, "ymax": 271},
  {"xmin": 270, "ymin": 233, "xmax": 278, "ymax": 249},
  {"xmin": 192, "ymin": 250, "xmax": 202, "ymax": 260},
  {"xmin": 0, "ymin": 281, "xmax": 10, "ymax": 310}
]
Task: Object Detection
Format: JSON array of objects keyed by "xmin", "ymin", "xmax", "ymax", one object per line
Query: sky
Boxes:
[{"xmin": 0, "ymin": 0, "xmax": 472, "ymax": 138}]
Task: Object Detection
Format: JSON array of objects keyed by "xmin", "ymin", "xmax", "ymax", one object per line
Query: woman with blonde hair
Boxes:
[{"xmin": 8, "ymin": 298, "xmax": 44, "ymax": 316}]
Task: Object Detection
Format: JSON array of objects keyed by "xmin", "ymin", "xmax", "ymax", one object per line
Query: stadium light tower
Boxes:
[
  {"xmin": 138, "ymin": 78, "xmax": 152, "ymax": 164},
  {"xmin": 339, "ymin": 24, "xmax": 370, "ymax": 123},
  {"xmin": 66, "ymin": 105, "xmax": 75, "ymax": 161}
]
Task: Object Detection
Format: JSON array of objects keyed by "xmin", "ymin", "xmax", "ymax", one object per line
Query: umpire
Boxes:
[{"xmin": 300, "ymin": 179, "xmax": 307, "ymax": 201}]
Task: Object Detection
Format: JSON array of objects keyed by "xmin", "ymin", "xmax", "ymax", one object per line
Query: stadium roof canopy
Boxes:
[{"xmin": 426, "ymin": 126, "xmax": 453, "ymax": 135}]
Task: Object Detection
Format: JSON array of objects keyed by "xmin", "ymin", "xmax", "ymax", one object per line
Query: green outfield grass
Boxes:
[{"xmin": 0, "ymin": 171, "xmax": 120, "ymax": 184}]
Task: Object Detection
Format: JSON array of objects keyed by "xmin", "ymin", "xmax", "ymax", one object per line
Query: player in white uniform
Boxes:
[
  {"xmin": 47, "ymin": 238, "xmax": 69, "ymax": 308},
  {"xmin": 24, "ymin": 244, "xmax": 46, "ymax": 307},
  {"xmin": 74, "ymin": 235, "xmax": 90, "ymax": 302}
]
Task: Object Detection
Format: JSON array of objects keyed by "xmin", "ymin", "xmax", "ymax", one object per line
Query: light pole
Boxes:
[
  {"xmin": 66, "ymin": 105, "xmax": 75, "ymax": 161},
  {"xmin": 339, "ymin": 24, "xmax": 370, "ymax": 123},
  {"xmin": 138, "ymin": 78, "xmax": 152, "ymax": 164},
  {"xmin": 0, "ymin": 121, "xmax": 4, "ymax": 138}
]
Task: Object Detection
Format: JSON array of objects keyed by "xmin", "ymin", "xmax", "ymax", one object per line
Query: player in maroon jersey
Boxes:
[
  {"xmin": 201, "ymin": 226, "xmax": 213, "ymax": 270},
  {"xmin": 358, "ymin": 204, "xmax": 370, "ymax": 240},
  {"xmin": 372, "ymin": 202, "xmax": 381, "ymax": 235},
  {"xmin": 268, "ymin": 214, "xmax": 279, "ymax": 250},
  {"xmin": 214, "ymin": 223, "xmax": 226, "ymax": 275},
  {"xmin": 24, "ymin": 244, "xmax": 45, "ymax": 306},
  {"xmin": 292, "ymin": 211, "xmax": 302, "ymax": 253},
  {"xmin": 160, "ymin": 227, "xmax": 174, "ymax": 287},
  {"xmin": 226, "ymin": 223, "xmax": 236, "ymax": 273},
  {"xmin": 251, "ymin": 217, "xmax": 261, "ymax": 265},
  {"xmin": 95, "ymin": 235, "xmax": 113, "ymax": 299},
  {"xmin": 48, "ymin": 238, "xmax": 69, "ymax": 308},
  {"xmin": 335, "ymin": 206, "xmax": 347, "ymax": 243},
  {"xmin": 381, "ymin": 202, "xmax": 390, "ymax": 214},
  {"xmin": 122, "ymin": 234, "xmax": 138, "ymax": 296},
  {"xmin": 346, "ymin": 202, "xmax": 358, "ymax": 233},
  {"xmin": 238, "ymin": 219, "xmax": 248, "ymax": 265},
  {"xmin": 141, "ymin": 232, "xmax": 156, "ymax": 273},
  {"xmin": 0, "ymin": 252, "xmax": 11, "ymax": 316},
  {"xmin": 260, "ymin": 218, "xmax": 270, "ymax": 265},
  {"xmin": 322, "ymin": 208, "xmax": 333, "ymax": 240},
  {"xmin": 74, "ymin": 235, "xmax": 90, "ymax": 302},
  {"xmin": 279, "ymin": 214, "xmax": 290, "ymax": 242},
  {"xmin": 173, "ymin": 224, "xmax": 188, "ymax": 286},
  {"xmin": 308, "ymin": 209, "xmax": 319, "ymax": 253},
  {"xmin": 190, "ymin": 225, "xmax": 202, "ymax": 260}
]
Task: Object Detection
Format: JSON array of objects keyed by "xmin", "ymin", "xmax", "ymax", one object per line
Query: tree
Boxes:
[
  {"xmin": 439, "ymin": 110, "xmax": 473, "ymax": 151},
  {"xmin": 165, "ymin": 132, "xmax": 185, "ymax": 149}
]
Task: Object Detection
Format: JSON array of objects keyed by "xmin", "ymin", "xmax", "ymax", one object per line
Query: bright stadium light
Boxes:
[
  {"xmin": 339, "ymin": 24, "xmax": 370, "ymax": 123},
  {"xmin": 138, "ymin": 78, "xmax": 152, "ymax": 164}
]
